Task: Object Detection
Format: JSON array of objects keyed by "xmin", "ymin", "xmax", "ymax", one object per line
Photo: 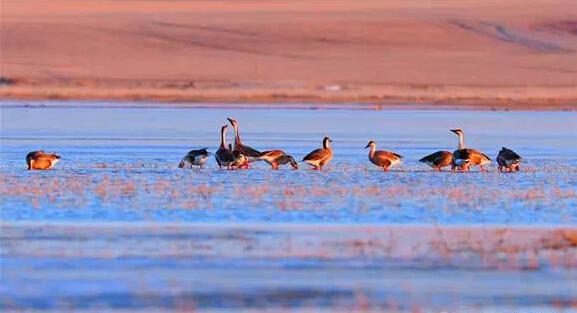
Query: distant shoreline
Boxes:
[
  {"xmin": 1, "ymin": 83, "xmax": 576, "ymax": 111},
  {"xmin": 3, "ymin": 0, "xmax": 577, "ymax": 112}
]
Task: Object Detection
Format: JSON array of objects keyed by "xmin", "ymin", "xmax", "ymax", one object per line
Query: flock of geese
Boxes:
[{"xmin": 26, "ymin": 117, "xmax": 522, "ymax": 173}]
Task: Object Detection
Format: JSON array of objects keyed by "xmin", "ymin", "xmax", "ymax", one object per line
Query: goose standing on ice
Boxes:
[
  {"xmin": 365, "ymin": 141, "xmax": 402, "ymax": 172},
  {"xmin": 419, "ymin": 151, "xmax": 453, "ymax": 171},
  {"xmin": 215, "ymin": 125, "xmax": 235, "ymax": 170},
  {"xmin": 26, "ymin": 151, "xmax": 61, "ymax": 170},
  {"xmin": 257, "ymin": 150, "xmax": 299, "ymax": 170},
  {"xmin": 497, "ymin": 147, "xmax": 522, "ymax": 172},
  {"xmin": 227, "ymin": 118, "xmax": 262, "ymax": 161},
  {"xmin": 302, "ymin": 136, "xmax": 333, "ymax": 171},
  {"xmin": 450, "ymin": 129, "xmax": 491, "ymax": 172},
  {"xmin": 178, "ymin": 148, "xmax": 211, "ymax": 169}
]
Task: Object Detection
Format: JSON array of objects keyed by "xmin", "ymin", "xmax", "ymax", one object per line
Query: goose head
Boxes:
[
  {"xmin": 227, "ymin": 118, "xmax": 238, "ymax": 128},
  {"xmin": 323, "ymin": 136, "xmax": 333, "ymax": 149},
  {"xmin": 364, "ymin": 140, "xmax": 376, "ymax": 149},
  {"xmin": 288, "ymin": 155, "xmax": 299, "ymax": 170},
  {"xmin": 450, "ymin": 129, "xmax": 464, "ymax": 137}
]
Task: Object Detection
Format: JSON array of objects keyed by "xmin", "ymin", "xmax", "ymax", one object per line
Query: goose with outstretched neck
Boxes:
[
  {"xmin": 302, "ymin": 136, "xmax": 333, "ymax": 171},
  {"xmin": 450, "ymin": 129, "xmax": 491, "ymax": 172},
  {"xmin": 215, "ymin": 125, "xmax": 235, "ymax": 170},
  {"xmin": 227, "ymin": 118, "xmax": 262, "ymax": 161}
]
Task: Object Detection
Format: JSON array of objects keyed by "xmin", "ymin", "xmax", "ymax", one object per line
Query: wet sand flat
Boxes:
[
  {"xmin": 2, "ymin": 222, "xmax": 577, "ymax": 312},
  {"xmin": 2, "ymin": 0, "xmax": 577, "ymax": 108}
]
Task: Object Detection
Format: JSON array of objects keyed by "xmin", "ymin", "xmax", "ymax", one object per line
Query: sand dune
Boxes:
[{"xmin": 1, "ymin": 0, "xmax": 577, "ymax": 108}]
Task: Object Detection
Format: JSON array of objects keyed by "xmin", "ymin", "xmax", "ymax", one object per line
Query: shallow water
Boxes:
[
  {"xmin": 1, "ymin": 101, "xmax": 577, "ymax": 224},
  {"xmin": 1, "ymin": 100, "xmax": 577, "ymax": 312}
]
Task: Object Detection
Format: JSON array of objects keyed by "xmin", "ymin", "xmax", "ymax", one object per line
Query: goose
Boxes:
[
  {"xmin": 178, "ymin": 148, "xmax": 210, "ymax": 169},
  {"xmin": 497, "ymin": 147, "xmax": 522, "ymax": 172},
  {"xmin": 26, "ymin": 151, "xmax": 61, "ymax": 170},
  {"xmin": 419, "ymin": 151, "xmax": 453, "ymax": 171},
  {"xmin": 302, "ymin": 136, "xmax": 333, "ymax": 171},
  {"xmin": 365, "ymin": 141, "xmax": 402, "ymax": 172},
  {"xmin": 227, "ymin": 118, "xmax": 262, "ymax": 161},
  {"xmin": 231, "ymin": 151, "xmax": 250, "ymax": 170},
  {"xmin": 450, "ymin": 129, "xmax": 491, "ymax": 172},
  {"xmin": 275, "ymin": 154, "xmax": 299, "ymax": 170},
  {"xmin": 215, "ymin": 125, "xmax": 235, "ymax": 170},
  {"xmin": 257, "ymin": 150, "xmax": 299, "ymax": 170}
]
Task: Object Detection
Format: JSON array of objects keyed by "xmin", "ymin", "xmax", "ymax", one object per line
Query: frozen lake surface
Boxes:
[{"xmin": 1, "ymin": 100, "xmax": 576, "ymax": 312}]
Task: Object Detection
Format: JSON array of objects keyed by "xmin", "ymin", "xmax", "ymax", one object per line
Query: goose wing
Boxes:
[
  {"xmin": 453, "ymin": 149, "xmax": 471, "ymax": 160},
  {"xmin": 26, "ymin": 151, "xmax": 45, "ymax": 162},
  {"xmin": 239, "ymin": 144, "xmax": 262, "ymax": 158},
  {"xmin": 465, "ymin": 149, "xmax": 491, "ymax": 165},
  {"xmin": 374, "ymin": 151, "xmax": 402, "ymax": 161},
  {"xmin": 260, "ymin": 150, "xmax": 285, "ymax": 159},
  {"xmin": 499, "ymin": 147, "xmax": 521, "ymax": 160},
  {"xmin": 303, "ymin": 148, "xmax": 329, "ymax": 162},
  {"xmin": 187, "ymin": 148, "xmax": 209, "ymax": 157},
  {"xmin": 419, "ymin": 151, "xmax": 452, "ymax": 164},
  {"xmin": 216, "ymin": 148, "xmax": 235, "ymax": 164}
]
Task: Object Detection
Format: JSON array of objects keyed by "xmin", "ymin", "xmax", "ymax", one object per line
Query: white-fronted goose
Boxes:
[
  {"xmin": 227, "ymin": 118, "xmax": 262, "ymax": 161},
  {"xmin": 302, "ymin": 136, "xmax": 333, "ymax": 171},
  {"xmin": 419, "ymin": 151, "xmax": 453, "ymax": 171},
  {"xmin": 365, "ymin": 141, "xmax": 402, "ymax": 172},
  {"xmin": 215, "ymin": 125, "xmax": 235, "ymax": 170},
  {"xmin": 178, "ymin": 148, "xmax": 211, "ymax": 169},
  {"xmin": 257, "ymin": 150, "xmax": 299, "ymax": 170},
  {"xmin": 450, "ymin": 129, "xmax": 492, "ymax": 172},
  {"xmin": 26, "ymin": 151, "xmax": 61, "ymax": 170},
  {"xmin": 497, "ymin": 147, "xmax": 522, "ymax": 172}
]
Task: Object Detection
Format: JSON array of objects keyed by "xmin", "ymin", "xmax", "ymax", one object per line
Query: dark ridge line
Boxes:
[{"xmin": 448, "ymin": 19, "xmax": 571, "ymax": 53}]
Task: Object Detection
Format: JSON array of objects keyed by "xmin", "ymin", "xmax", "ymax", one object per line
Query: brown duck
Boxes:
[
  {"xmin": 365, "ymin": 141, "xmax": 402, "ymax": 172},
  {"xmin": 302, "ymin": 137, "xmax": 333, "ymax": 171},
  {"xmin": 26, "ymin": 151, "xmax": 61, "ymax": 170},
  {"xmin": 419, "ymin": 151, "xmax": 453, "ymax": 171},
  {"xmin": 257, "ymin": 150, "xmax": 299, "ymax": 170}
]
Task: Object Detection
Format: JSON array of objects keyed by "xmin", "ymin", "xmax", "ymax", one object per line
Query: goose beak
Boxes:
[
  {"xmin": 227, "ymin": 118, "xmax": 235, "ymax": 124},
  {"xmin": 364, "ymin": 143, "xmax": 370, "ymax": 149},
  {"xmin": 450, "ymin": 129, "xmax": 459, "ymax": 134}
]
